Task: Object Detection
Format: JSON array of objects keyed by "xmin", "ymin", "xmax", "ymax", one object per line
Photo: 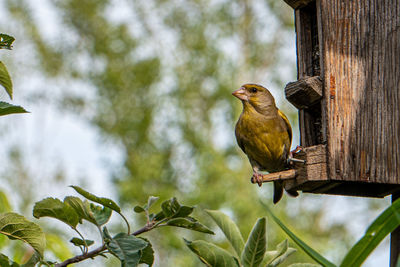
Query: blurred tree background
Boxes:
[{"xmin": 0, "ymin": 0, "xmax": 390, "ymax": 266}]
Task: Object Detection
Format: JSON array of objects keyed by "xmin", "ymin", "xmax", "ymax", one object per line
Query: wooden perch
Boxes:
[
  {"xmin": 251, "ymin": 169, "xmax": 297, "ymax": 184},
  {"xmin": 285, "ymin": 76, "xmax": 322, "ymax": 109}
]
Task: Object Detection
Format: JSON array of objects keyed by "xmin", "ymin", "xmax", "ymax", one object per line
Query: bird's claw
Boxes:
[
  {"xmin": 251, "ymin": 173, "xmax": 264, "ymax": 187},
  {"xmin": 288, "ymin": 146, "xmax": 306, "ymax": 165},
  {"xmin": 290, "ymin": 145, "xmax": 303, "ymax": 157}
]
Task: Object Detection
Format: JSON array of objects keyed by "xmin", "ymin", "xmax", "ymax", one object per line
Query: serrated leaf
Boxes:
[
  {"xmin": 0, "ymin": 212, "xmax": 46, "ymax": 257},
  {"xmin": 134, "ymin": 206, "xmax": 145, "ymax": 213},
  {"xmin": 161, "ymin": 198, "xmax": 179, "ymax": 217},
  {"xmin": 173, "ymin": 206, "xmax": 194, "ymax": 218},
  {"xmin": 70, "ymin": 186, "xmax": 121, "ymax": 213},
  {"xmin": 184, "ymin": 239, "xmax": 240, "ymax": 267},
  {"xmin": 205, "ymin": 209, "xmax": 244, "ymax": 258},
  {"xmin": 0, "ymin": 102, "xmax": 28, "ymax": 116},
  {"xmin": 33, "ymin": 197, "xmax": 79, "ymax": 228},
  {"xmin": 269, "ymin": 248, "xmax": 296, "ymax": 267},
  {"xmin": 0, "ymin": 61, "xmax": 12, "ymax": 99},
  {"xmin": 104, "ymin": 228, "xmax": 148, "ymax": 267},
  {"xmin": 146, "ymin": 196, "xmax": 159, "ymax": 211},
  {"xmin": 153, "ymin": 211, "xmax": 165, "ymax": 221},
  {"xmin": 241, "ymin": 217, "xmax": 267, "ymax": 267},
  {"xmin": 0, "ymin": 34, "xmax": 15, "ymax": 50},
  {"xmin": 90, "ymin": 203, "xmax": 112, "ymax": 226},
  {"xmin": 166, "ymin": 217, "xmax": 214, "ymax": 234},
  {"xmin": 70, "ymin": 237, "xmax": 94, "ymax": 247},
  {"xmin": 341, "ymin": 197, "xmax": 400, "ymax": 267},
  {"xmin": 138, "ymin": 237, "xmax": 154, "ymax": 266},
  {"xmin": 263, "ymin": 203, "xmax": 335, "ymax": 267},
  {"xmin": 0, "ymin": 253, "xmax": 20, "ymax": 267},
  {"xmin": 64, "ymin": 196, "xmax": 95, "ymax": 224}
]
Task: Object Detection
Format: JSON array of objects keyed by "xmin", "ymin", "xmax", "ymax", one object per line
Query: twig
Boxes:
[
  {"xmin": 251, "ymin": 169, "xmax": 297, "ymax": 184},
  {"xmin": 55, "ymin": 223, "xmax": 154, "ymax": 267}
]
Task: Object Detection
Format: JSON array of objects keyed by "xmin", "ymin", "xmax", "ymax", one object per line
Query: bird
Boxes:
[{"xmin": 232, "ymin": 83, "xmax": 299, "ymax": 204}]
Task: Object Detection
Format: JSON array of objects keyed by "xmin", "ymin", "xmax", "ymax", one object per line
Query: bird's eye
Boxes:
[{"xmin": 250, "ymin": 87, "xmax": 257, "ymax": 93}]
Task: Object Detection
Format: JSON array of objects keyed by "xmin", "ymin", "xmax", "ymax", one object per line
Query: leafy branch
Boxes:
[{"xmin": 0, "ymin": 186, "xmax": 214, "ymax": 266}]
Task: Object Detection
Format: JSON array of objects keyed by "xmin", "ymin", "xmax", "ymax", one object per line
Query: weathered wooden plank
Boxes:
[
  {"xmin": 284, "ymin": 145, "xmax": 328, "ymax": 191},
  {"xmin": 282, "ymin": 0, "xmax": 315, "ymax": 10},
  {"xmin": 285, "ymin": 76, "xmax": 322, "ymax": 109},
  {"xmin": 320, "ymin": 0, "xmax": 400, "ymax": 184}
]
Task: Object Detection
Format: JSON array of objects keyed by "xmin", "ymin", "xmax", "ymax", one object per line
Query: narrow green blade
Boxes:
[{"xmin": 262, "ymin": 203, "xmax": 336, "ymax": 267}]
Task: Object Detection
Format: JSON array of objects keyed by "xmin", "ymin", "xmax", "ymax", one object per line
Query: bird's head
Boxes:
[{"xmin": 232, "ymin": 84, "xmax": 276, "ymax": 112}]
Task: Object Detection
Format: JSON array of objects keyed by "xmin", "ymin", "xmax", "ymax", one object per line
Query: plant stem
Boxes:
[
  {"xmin": 118, "ymin": 212, "xmax": 131, "ymax": 234},
  {"xmin": 55, "ymin": 223, "xmax": 153, "ymax": 267}
]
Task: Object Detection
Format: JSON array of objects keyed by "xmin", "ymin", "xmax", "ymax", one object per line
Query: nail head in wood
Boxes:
[{"xmin": 285, "ymin": 76, "xmax": 322, "ymax": 109}]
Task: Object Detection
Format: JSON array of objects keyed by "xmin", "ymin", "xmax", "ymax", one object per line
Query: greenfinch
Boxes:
[{"xmin": 233, "ymin": 84, "xmax": 298, "ymax": 204}]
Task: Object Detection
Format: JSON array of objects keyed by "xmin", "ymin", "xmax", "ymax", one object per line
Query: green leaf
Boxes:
[
  {"xmin": 263, "ymin": 203, "xmax": 336, "ymax": 267},
  {"xmin": 0, "ymin": 102, "xmax": 28, "ymax": 116},
  {"xmin": 146, "ymin": 196, "xmax": 159, "ymax": 210},
  {"xmin": 161, "ymin": 198, "xmax": 180, "ymax": 217},
  {"xmin": 0, "ymin": 34, "xmax": 15, "ymax": 50},
  {"xmin": 134, "ymin": 206, "xmax": 145, "ymax": 213},
  {"xmin": 269, "ymin": 247, "xmax": 296, "ymax": 267},
  {"xmin": 90, "ymin": 203, "xmax": 112, "ymax": 226},
  {"xmin": 33, "ymin": 197, "xmax": 79, "ymax": 228},
  {"xmin": 341, "ymin": 197, "xmax": 400, "ymax": 267},
  {"xmin": 205, "ymin": 209, "xmax": 244, "ymax": 258},
  {"xmin": 0, "ymin": 212, "xmax": 46, "ymax": 257},
  {"xmin": 184, "ymin": 239, "xmax": 240, "ymax": 267},
  {"xmin": 70, "ymin": 185, "xmax": 121, "ymax": 213},
  {"xmin": 104, "ymin": 228, "xmax": 148, "ymax": 267},
  {"xmin": 0, "ymin": 61, "xmax": 12, "ymax": 99},
  {"xmin": 70, "ymin": 237, "xmax": 94, "ymax": 247},
  {"xmin": 138, "ymin": 237, "xmax": 154, "ymax": 266},
  {"xmin": 166, "ymin": 217, "xmax": 214, "ymax": 234},
  {"xmin": 241, "ymin": 217, "xmax": 267, "ymax": 267},
  {"xmin": 0, "ymin": 253, "xmax": 20, "ymax": 267},
  {"xmin": 264, "ymin": 239, "xmax": 289, "ymax": 265},
  {"xmin": 64, "ymin": 196, "xmax": 95, "ymax": 224}
]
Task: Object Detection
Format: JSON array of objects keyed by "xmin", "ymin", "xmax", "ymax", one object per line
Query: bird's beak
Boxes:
[{"xmin": 232, "ymin": 87, "xmax": 248, "ymax": 101}]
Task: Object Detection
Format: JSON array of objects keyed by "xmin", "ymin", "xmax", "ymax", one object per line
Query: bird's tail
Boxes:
[
  {"xmin": 273, "ymin": 181, "xmax": 299, "ymax": 204},
  {"xmin": 273, "ymin": 181, "xmax": 283, "ymax": 204}
]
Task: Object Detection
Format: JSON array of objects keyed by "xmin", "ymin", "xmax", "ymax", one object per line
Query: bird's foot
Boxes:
[
  {"xmin": 290, "ymin": 145, "xmax": 303, "ymax": 157},
  {"xmin": 287, "ymin": 146, "xmax": 306, "ymax": 165},
  {"xmin": 251, "ymin": 172, "xmax": 264, "ymax": 187}
]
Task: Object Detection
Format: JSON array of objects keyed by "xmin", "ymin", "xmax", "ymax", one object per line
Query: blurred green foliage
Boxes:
[{"xmin": 0, "ymin": 0, "xmax": 387, "ymax": 266}]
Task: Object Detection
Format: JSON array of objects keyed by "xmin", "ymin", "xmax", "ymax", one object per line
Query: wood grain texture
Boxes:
[
  {"xmin": 285, "ymin": 76, "xmax": 322, "ymax": 109},
  {"xmin": 320, "ymin": 0, "xmax": 400, "ymax": 184},
  {"xmin": 294, "ymin": 2, "xmax": 325, "ymax": 147},
  {"xmin": 284, "ymin": 145, "xmax": 328, "ymax": 191}
]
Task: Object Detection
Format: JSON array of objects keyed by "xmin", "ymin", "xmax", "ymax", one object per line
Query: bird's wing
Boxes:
[
  {"xmin": 278, "ymin": 109, "xmax": 292, "ymax": 143},
  {"xmin": 235, "ymin": 123, "xmax": 246, "ymax": 153}
]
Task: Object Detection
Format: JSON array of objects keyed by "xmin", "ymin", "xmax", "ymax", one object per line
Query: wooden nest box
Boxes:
[{"xmin": 281, "ymin": 0, "xmax": 400, "ymax": 197}]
